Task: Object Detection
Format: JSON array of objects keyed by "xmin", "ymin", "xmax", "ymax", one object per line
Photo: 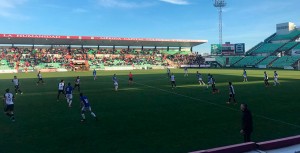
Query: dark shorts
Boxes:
[
  {"xmin": 58, "ymin": 90, "xmax": 64, "ymax": 94},
  {"xmin": 15, "ymin": 85, "xmax": 20, "ymax": 89},
  {"xmin": 230, "ymin": 94, "xmax": 235, "ymax": 98},
  {"xmin": 5, "ymin": 104, "xmax": 14, "ymax": 112},
  {"xmin": 129, "ymin": 78, "xmax": 133, "ymax": 81},
  {"xmin": 171, "ymin": 81, "xmax": 176, "ymax": 84},
  {"xmin": 38, "ymin": 78, "xmax": 43, "ymax": 81},
  {"xmin": 74, "ymin": 84, "xmax": 80, "ymax": 87}
]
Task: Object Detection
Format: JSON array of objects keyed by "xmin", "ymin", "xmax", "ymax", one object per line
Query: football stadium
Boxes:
[{"xmin": 1, "ymin": 1, "xmax": 300, "ymax": 153}]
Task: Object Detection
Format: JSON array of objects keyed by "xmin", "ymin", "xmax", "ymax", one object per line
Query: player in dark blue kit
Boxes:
[
  {"xmin": 93, "ymin": 69, "xmax": 97, "ymax": 80},
  {"xmin": 65, "ymin": 83, "xmax": 73, "ymax": 107},
  {"xmin": 80, "ymin": 93, "xmax": 97, "ymax": 122}
]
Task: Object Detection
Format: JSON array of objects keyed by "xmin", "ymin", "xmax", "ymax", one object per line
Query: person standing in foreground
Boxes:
[
  {"xmin": 227, "ymin": 82, "xmax": 237, "ymax": 104},
  {"xmin": 80, "ymin": 93, "xmax": 97, "ymax": 122},
  {"xmin": 12, "ymin": 76, "xmax": 23, "ymax": 95},
  {"xmin": 93, "ymin": 69, "xmax": 97, "ymax": 80},
  {"xmin": 3, "ymin": 89, "xmax": 15, "ymax": 122},
  {"xmin": 240, "ymin": 103, "xmax": 253, "ymax": 142}
]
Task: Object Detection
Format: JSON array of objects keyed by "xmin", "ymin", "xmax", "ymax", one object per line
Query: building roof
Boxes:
[{"xmin": 0, "ymin": 34, "xmax": 207, "ymax": 47}]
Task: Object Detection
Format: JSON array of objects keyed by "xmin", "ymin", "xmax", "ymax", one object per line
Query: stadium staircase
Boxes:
[
  {"xmin": 264, "ymin": 33, "xmax": 276, "ymax": 43},
  {"xmin": 246, "ymin": 42, "xmax": 264, "ymax": 55}
]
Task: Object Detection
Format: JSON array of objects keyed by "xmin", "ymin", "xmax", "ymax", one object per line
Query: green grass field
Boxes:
[{"xmin": 1, "ymin": 68, "xmax": 300, "ymax": 153}]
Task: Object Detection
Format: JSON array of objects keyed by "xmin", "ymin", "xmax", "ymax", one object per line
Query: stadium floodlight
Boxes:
[{"xmin": 213, "ymin": 0, "xmax": 226, "ymax": 54}]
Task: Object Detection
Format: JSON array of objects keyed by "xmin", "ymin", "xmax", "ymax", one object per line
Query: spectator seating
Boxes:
[
  {"xmin": 270, "ymin": 56, "xmax": 300, "ymax": 68},
  {"xmin": 258, "ymin": 56, "xmax": 278, "ymax": 66},
  {"xmin": 234, "ymin": 56, "xmax": 265, "ymax": 67},
  {"xmin": 271, "ymin": 30, "xmax": 300, "ymax": 41}
]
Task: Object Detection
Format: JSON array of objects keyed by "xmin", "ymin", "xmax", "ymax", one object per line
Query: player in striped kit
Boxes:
[
  {"xmin": 196, "ymin": 71, "xmax": 205, "ymax": 86},
  {"xmin": 273, "ymin": 71, "xmax": 280, "ymax": 86},
  {"xmin": 227, "ymin": 82, "xmax": 237, "ymax": 105},
  {"xmin": 112, "ymin": 74, "xmax": 118, "ymax": 91},
  {"xmin": 264, "ymin": 71, "xmax": 270, "ymax": 87},
  {"xmin": 170, "ymin": 73, "xmax": 176, "ymax": 89},
  {"xmin": 57, "ymin": 80, "xmax": 65, "ymax": 101},
  {"xmin": 74, "ymin": 76, "xmax": 81, "ymax": 92},
  {"xmin": 12, "ymin": 76, "xmax": 23, "ymax": 95}
]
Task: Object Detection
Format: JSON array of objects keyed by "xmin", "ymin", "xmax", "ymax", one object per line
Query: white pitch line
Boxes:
[{"xmin": 130, "ymin": 78, "xmax": 300, "ymax": 129}]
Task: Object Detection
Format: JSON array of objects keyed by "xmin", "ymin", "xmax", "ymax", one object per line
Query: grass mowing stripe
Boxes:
[{"xmin": 126, "ymin": 76, "xmax": 300, "ymax": 129}]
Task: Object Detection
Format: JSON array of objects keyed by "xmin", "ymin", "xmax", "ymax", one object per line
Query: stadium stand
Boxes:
[
  {"xmin": 234, "ymin": 56, "xmax": 265, "ymax": 67},
  {"xmin": 250, "ymin": 43, "xmax": 285, "ymax": 54},
  {"xmin": 270, "ymin": 56, "xmax": 300, "ymax": 68},
  {"xmin": 215, "ymin": 56, "xmax": 243, "ymax": 66},
  {"xmin": 0, "ymin": 47, "xmax": 203, "ymax": 71},
  {"xmin": 271, "ymin": 29, "xmax": 300, "ymax": 41},
  {"xmin": 278, "ymin": 42, "xmax": 298, "ymax": 51},
  {"xmin": 257, "ymin": 56, "xmax": 278, "ymax": 66}
]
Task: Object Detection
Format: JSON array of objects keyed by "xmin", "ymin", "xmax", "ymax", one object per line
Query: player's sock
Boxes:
[
  {"xmin": 91, "ymin": 112, "xmax": 96, "ymax": 117},
  {"xmin": 81, "ymin": 114, "xmax": 86, "ymax": 120},
  {"xmin": 69, "ymin": 100, "xmax": 72, "ymax": 107}
]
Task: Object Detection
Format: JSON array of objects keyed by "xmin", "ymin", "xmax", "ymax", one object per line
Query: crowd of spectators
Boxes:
[{"xmin": 0, "ymin": 47, "xmax": 203, "ymax": 70}]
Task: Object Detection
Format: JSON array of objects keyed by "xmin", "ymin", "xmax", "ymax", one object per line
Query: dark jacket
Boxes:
[{"xmin": 242, "ymin": 109, "xmax": 253, "ymax": 134}]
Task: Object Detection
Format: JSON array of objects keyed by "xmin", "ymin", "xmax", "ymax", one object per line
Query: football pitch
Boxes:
[{"xmin": 1, "ymin": 68, "xmax": 300, "ymax": 153}]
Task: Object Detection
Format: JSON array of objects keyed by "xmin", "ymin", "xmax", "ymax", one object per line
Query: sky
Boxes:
[{"xmin": 0, "ymin": 0, "xmax": 299, "ymax": 53}]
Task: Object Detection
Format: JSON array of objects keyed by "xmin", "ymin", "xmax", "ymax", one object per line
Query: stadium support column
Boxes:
[
  {"xmin": 113, "ymin": 46, "xmax": 115, "ymax": 51},
  {"xmin": 179, "ymin": 47, "xmax": 182, "ymax": 51},
  {"xmin": 128, "ymin": 46, "xmax": 130, "ymax": 51},
  {"xmin": 97, "ymin": 45, "xmax": 99, "ymax": 50},
  {"xmin": 154, "ymin": 46, "xmax": 157, "ymax": 50},
  {"xmin": 167, "ymin": 46, "xmax": 169, "ymax": 51},
  {"xmin": 190, "ymin": 47, "xmax": 193, "ymax": 52},
  {"xmin": 142, "ymin": 46, "xmax": 144, "ymax": 51}
]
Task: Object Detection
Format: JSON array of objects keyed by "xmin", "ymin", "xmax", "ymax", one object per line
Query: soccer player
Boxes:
[
  {"xmin": 211, "ymin": 76, "xmax": 219, "ymax": 94},
  {"xmin": 3, "ymin": 89, "xmax": 15, "ymax": 122},
  {"xmin": 36, "ymin": 71, "xmax": 44, "ymax": 85},
  {"xmin": 170, "ymin": 73, "xmax": 176, "ymax": 89},
  {"xmin": 74, "ymin": 76, "xmax": 81, "ymax": 92},
  {"xmin": 57, "ymin": 80, "xmax": 65, "ymax": 101},
  {"xmin": 112, "ymin": 74, "xmax": 118, "ymax": 91},
  {"xmin": 243, "ymin": 69, "xmax": 248, "ymax": 82},
  {"xmin": 80, "ymin": 93, "xmax": 97, "ymax": 122},
  {"xmin": 184, "ymin": 67, "xmax": 188, "ymax": 77},
  {"xmin": 273, "ymin": 71, "xmax": 280, "ymax": 86},
  {"xmin": 264, "ymin": 71, "xmax": 269, "ymax": 87},
  {"xmin": 207, "ymin": 73, "xmax": 212, "ymax": 89},
  {"xmin": 65, "ymin": 83, "xmax": 73, "ymax": 107},
  {"xmin": 167, "ymin": 68, "xmax": 171, "ymax": 77},
  {"xmin": 12, "ymin": 76, "xmax": 23, "ymax": 95},
  {"xmin": 227, "ymin": 82, "xmax": 237, "ymax": 104},
  {"xmin": 93, "ymin": 69, "xmax": 97, "ymax": 80},
  {"xmin": 196, "ymin": 71, "xmax": 205, "ymax": 86},
  {"xmin": 128, "ymin": 72, "xmax": 133, "ymax": 85}
]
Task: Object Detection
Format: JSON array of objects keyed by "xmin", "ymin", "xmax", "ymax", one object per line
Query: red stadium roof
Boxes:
[{"xmin": 0, "ymin": 34, "xmax": 207, "ymax": 47}]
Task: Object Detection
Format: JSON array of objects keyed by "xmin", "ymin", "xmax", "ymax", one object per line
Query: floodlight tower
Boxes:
[{"xmin": 213, "ymin": 0, "xmax": 226, "ymax": 52}]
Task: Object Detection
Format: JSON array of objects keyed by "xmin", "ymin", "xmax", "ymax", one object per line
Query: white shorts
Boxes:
[
  {"xmin": 243, "ymin": 75, "xmax": 247, "ymax": 78},
  {"xmin": 66, "ymin": 94, "xmax": 73, "ymax": 100},
  {"xmin": 198, "ymin": 78, "xmax": 202, "ymax": 81},
  {"xmin": 81, "ymin": 106, "xmax": 92, "ymax": 111},
  {"xmin": 114, "ymin": 82, "xmax": 118, "ymax": 86},
  {"xmin": 274, "ymin": 78, "xmax": 278, "ymax": 81}
]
